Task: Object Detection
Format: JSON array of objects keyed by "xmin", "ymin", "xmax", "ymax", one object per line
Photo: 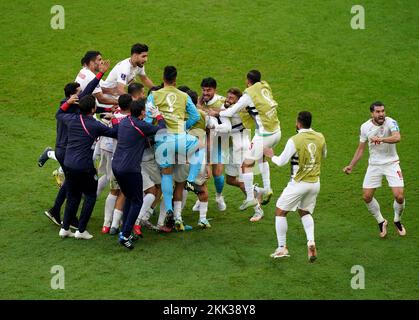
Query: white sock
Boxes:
[
  {"xmin": 242, "ymin": 172, "xmax": 255, "ymax": 201},
  {"xmin": 275, "ymin": 216, "xmax": 287, "ymax": 247},
  {"xmin": 103, "ymin": 194, "xmax": 117, "ymax": 227},
  {"xmin": 254, "ymin": 185, "xmax": 264, "ymax": 194},
  {"xmin": 366, "ymin": 198, "xmax": 385, "ymax": 223},
  {"xmin": 193, "ymin": 199, "xmax": 200, "ymax": 209},
  {"xmin": 157, "ymin": 201, "xmax": 166, "ymax": 227},
  {"xmin": 301, "ymin": 214, "xmax": 315, "ymax": 242},
  {"xmin": 258, "ymin": 161, "xmax": 271, "ymax": 191},
  {"xmin": 47, "ymin": 150, "xmax": 57, "ymax": 161},
  {"xmin": 138, "ymin": 193, "xmax": 156, "ymax": 220},
  {"xmin": 393, "ymin": 200, "xmax": 405, "ymax": 222},
  {"xmin": 97, "ymin": 175, "xmax": 109, "ymax": 197},
  {"xmin": 199, "ymin": 202, "xmax": 208, "ymax": 220},
  {"xmin": 216, "ymin": 192, "xmax": 222, "ymax": 199},
  {"xmin": 92, "ymin": 142, "xmax": 101, "ymax": 161},
  {"xmin": 181, "ymin": 189, "xmax": 188, "ymax": 210},
  {"xmin": 111, "ymin": 209, "xmax": 123, "ymax": 229},
  {"xmin": 173, "ymin": 201, "xmax": 182, "ymax": 220}
]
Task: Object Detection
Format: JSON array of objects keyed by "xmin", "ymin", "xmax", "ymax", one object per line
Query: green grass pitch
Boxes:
[{"xmin": 0, "ymin": 0, "xmax": 418, "ymax": 299}]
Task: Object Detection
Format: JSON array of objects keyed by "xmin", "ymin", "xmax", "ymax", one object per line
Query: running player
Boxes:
[
  {"xmin": 343, "ymin": 101, "xmax": 406, "ymax": 237},
  {"xmin": 264, "ymin": 111, "xmax": 326, "ymax": 262}
]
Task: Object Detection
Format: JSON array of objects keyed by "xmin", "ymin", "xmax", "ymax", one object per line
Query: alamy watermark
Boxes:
[
  {"xmin": 50, "ymin": 265, "xmax": 65, "ymax": 290},
  {"xmin": 50, "ymin": 5, "xmax": 65, "ymax": 29},
  {"xmin": 351, "ymin": 265, "xmax": 365, "ymax": 289},
  {"xmin": 351, "ymin": 5, "xmax": 365, "ymax": 30}
]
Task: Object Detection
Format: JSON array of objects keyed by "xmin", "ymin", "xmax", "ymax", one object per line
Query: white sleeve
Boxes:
[
  {"xmin": 359, "ymin": 125, "xmax": 368, "ymax": 143},
  {"xmin": 271, "ymin": 139, "xmax": 296, "ymax": 167},
  {"xmin": 214, "ymin": 116, "xmax": 232, "ymax": 133},
  {"xmin": 219, "ymin": 94, "xmax": 251, "ymax": 118},
  {"xmin": 117, "ymin": 64, "xmax": 130, "ymax": 85}
]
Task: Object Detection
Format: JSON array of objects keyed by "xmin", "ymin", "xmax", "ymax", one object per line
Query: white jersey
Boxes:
[
  {"xmin": 101, "ymin": 58, "xmax": 146, "ymax": 89},
  {"xmin": 360, "ymin": 117, "xmax": 400, "ymax": 165},
  {"xmin": 75, "ymin": 67, "xmax": 102, "ymax": 94}
]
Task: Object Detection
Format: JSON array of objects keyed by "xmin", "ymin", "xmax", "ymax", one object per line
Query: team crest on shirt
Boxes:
[
  {"xmin": 121, "ymin": 73, "xmax": 127, "ymax": 81},
  {"xmin": 78, "ymin": 72, "xmax": 86, "ymax": 79}
]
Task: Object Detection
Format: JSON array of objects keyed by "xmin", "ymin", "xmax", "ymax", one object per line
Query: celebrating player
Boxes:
[
  {"xmin": 198, "ymin": 78, "xmax": 229, "ymax": 211},
  {"xmin": 208, "ymin": 70, "xmax": 280, "ymax": 212},
  {"xmin": 343, "ymin": 101, "xmax": 406, "ymax": 237},
  {"xmin": 145, "ymin": 66, "xmax": 204, "ymax": 231},
  {"xmin": 265, "ymin": 111, "xmax": 326, "ymax": 262}
]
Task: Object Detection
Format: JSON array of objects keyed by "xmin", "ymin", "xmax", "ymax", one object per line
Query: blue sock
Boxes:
[
  {"xmin": 161, "ymin": 174, "xmax": 173, "ymax": 212},
  {"xmin": 187, "ymin": 148, "xmax": 204, "ymax": 182},
  {"xmin": 214, "ymin": 175, "xmax": 225, "ymax": 194}
]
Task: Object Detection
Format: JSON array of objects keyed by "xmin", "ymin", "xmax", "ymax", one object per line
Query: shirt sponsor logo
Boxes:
[{"xmin": 78, "ymin": 72, "xmax": 86, "ymax": 79}]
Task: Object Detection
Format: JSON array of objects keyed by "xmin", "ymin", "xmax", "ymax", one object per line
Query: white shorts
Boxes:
[
  {"xmin": 142, "ymin": 160, "xmax": 161, "ymax": 191},
  {"xmin": 98, "ymin": 149, "xmax": 112, "ymax": 176},
  {"xmin": 225, "ymin": 164, "xmax": 241, "ymax": 179},
  {"xmin": 225, "ymin": 131, "xmax": 250, "ymax": 178},
  {"xmin": 276, "ymin": 180, "xmax": 320, "ymax": 214},
  {"xmin": 363, "ymin": 162, "xmax": 404, "ymax": 188},
  {"xmin": 173, "ymin": 163, "xmax": 207, "ymax": 186},
  {"xmin": 245, "ymin": 130, "xmax": 281, "ymax": 161}
]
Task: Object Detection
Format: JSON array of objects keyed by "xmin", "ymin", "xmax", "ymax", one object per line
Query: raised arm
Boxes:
[{"xmin": 79, "ymin": 60, "xmax": 110, "ymax": 99}]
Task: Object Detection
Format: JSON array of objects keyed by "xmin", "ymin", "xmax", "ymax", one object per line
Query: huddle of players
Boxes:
[{"xmin": 39, "ymin": 43, "xmax": 407, "ymax": 259}]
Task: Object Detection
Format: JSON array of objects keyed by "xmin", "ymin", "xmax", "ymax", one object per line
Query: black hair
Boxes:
[
  {"xmin": 297, "ymin": 111, "xmax": 312, "ymax": 129},
  {"xmin": 128, "ymin": 82, "xmax": 144, "ymax": 95},
  {"xmin": 79, "ymin": 95, "xmax": 96, "ymax": 115},
  {"xmin": 147, "ymin": 85, "xmax": 163, "ymax": 96},
  {"xmin": 200, "ymin": 77, "xmax": 217, "ymax": 89},
  {"xmin": 130, "ymin": 99, "xmax": 146, "ymax": 118},
  {"xmin": 178, "ymin": 85, "xmax": 191, "ymax": 93},
  {"xmin": 227, "ymin": 87, "xmax": 242, "ymax": 99},
  {"xmin": 186, "ymin": 90, "xmax": 198, "ymax": 105},
  {"xmin": 370, "ymin": 101, "xmax": 385, "ymax": 112},
  {"xmin": 118, "ymin": 94, "xmax": 133, "ymax": 111},
  {"xmin": 64, "ymin": 82, "xmax": 80, "ymax": 98},
  {"xmin": 81, "ymin": 51, "xmax": 101, "ymax": 66},
  {"xmin": 247, "ymin": 70, "xmax": 261, "ymax": 84},
  {"xmin": 163, "ymin": 66, "xmax": 177, "ymax": 83},
  {"xmin": 131, "ymin": 43, "xmax": 149, "ymax": 55}
]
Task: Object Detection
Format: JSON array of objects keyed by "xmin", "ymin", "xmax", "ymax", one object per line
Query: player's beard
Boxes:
[{"xmin": 374, "ymin": 116, "xmax": 385, "ymax": 125}]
